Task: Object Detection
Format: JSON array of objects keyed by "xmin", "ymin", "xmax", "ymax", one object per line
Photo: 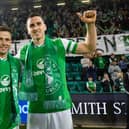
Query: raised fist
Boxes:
[{"xmin": 77, "ymin": 10, "xmax": 96, "ymax": 24}]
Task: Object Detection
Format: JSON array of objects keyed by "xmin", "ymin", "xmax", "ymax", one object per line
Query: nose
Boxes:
[
  {"xmin": 1, "ymin": 39, "xmax": 7, "ymax": 45},
  {"xmin": 33, "ymin": 24, "xmax": 39, "ymax": 31}
]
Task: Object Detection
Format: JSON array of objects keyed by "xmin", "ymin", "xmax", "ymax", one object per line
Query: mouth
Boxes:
[
  {"xmin": 33, "ymin": 32, "xmax": 42, "ymax": 40},
  {"xmin": 34, "ymin": 31, "xmax": 41, "ymax": 35},
  {"xmin": 0, "ymin": 46, "xmax": 9, "ymax": 50}
]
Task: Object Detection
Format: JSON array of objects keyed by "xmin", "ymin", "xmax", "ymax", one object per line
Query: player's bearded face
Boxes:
[
  {"xmin": 0, "ymin": 31, "xmax": 11, "ymax": 57},
  {"xmin": 27, "ymin": 16, "xmax": 46, "ymax": 41}
]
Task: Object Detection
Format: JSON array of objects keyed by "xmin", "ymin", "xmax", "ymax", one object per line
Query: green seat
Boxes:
[
  {"xmin": 66, "ymin": 73, "xmax": 74, "ymax": 81},
  {"xmin": 76, "ymin": 81, "xmax": 89, "ymax": 93},
  {"xmin": 72, "ymin": 63, "xmax": 82, "ymax": 72},
  {"xmin": 66, "ymin": 63, "xmax": 72, "ymax": 72},
  {"xmin": 72, "ymin": 72, "xmax": 81, "ymax": 81},
  {"xmin": 96, "ymin": 81, "xmax": 103, "ymax": 93},
  {"xmin": 67, "ymin": 81, "xmax": 78, "ymax": 93}
]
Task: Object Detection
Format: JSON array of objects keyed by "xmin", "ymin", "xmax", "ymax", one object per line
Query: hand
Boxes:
[{"xmin": 77, "ymin": 10, "xmax": 96, "ymax": 24}]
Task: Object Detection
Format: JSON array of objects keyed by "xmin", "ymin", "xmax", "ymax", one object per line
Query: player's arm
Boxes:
[{"xmin": 76, "ymin": 10, "xmax": 97, "ymax": 54}]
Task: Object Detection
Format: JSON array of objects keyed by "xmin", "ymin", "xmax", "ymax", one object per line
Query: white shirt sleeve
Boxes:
[{"xmin": 60, "ymin": 38, "xmax": 77, "ymax": 53}]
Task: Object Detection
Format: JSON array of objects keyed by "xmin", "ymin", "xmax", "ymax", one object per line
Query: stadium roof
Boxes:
[
  {"xmin": 0, "ymin": 0, "xmax": 91, "ymax": 6},
  {"xmin": 0, "ymin": 0, "xmax": 126, "ymax": 6},
  {"xmin": 0, "ymin": 0, "xmax": 92, "ymax": 10}
]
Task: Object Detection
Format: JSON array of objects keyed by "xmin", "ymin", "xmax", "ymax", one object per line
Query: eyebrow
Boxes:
[
  {"xmin": 0, "ymin": 37, "xmax": 11, "ymax": 41},
  {"xmin": 29, "ymin": 21, "xmax": 42, "ymax": 27}
]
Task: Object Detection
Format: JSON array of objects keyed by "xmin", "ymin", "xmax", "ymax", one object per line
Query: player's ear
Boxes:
[{"xmin": 43, "ymin": 23, "xmax": 47, "ymax": 31}]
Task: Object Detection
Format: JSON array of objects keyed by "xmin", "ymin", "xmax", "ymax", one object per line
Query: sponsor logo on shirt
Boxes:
[
  {"xmin": 33, "ymin": 58, "xmax": 44, "ymax": 76},
  {"xmin": 0, "ymin": 87, "xmax": 11, "ymax": 93}
]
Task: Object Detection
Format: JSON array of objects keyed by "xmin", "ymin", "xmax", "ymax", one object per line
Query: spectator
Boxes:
[
  {"xmin": 85, "ymin": 59, "xmax": 97, "ymax": 81},
  {"xmin": 93, "ymin": 49, "xmax": 107, "ymax": 80},
  {"xmin": 101, "ymin": 73, "xmax": 113, "ymax": 92},
  {"xmin": 108, "ymin": 59, "xmax": 121, "ymax": 83},
  {"xmin": 109, "ymin": 53, "xmax": 117, "ymax": 63},
  {"xmin": 86, "ymin": 76, "xmax": 96, "ymax": 93},
  {"xmin": 81, "ymin": 53, "xmax": 91, "ymax": 81},
  {"xmin": 114, "ymin": 72, "xmax": 125, "ymax": 92},
  {"xmin": 118, "ymin": 55, "xmax": 128, "ymax": 74}
]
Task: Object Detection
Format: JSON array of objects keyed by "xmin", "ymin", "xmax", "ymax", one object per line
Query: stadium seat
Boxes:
[
  {"xmin": 76, "ymin": 81, "xmax": 89, "ymax": 93},
  {"xmin": 72, "ymin": 72, "xmax": 82, "ymax": 81},
  {"xmin": 66, "ymin": 63, "xmax": 72, "ymax": 72},
  {"xmin": 96, "ymin": 81, "xmax": 103, "ymax": 93},
  {"xmin": 67, "ymin": 81, "xmax": 78, "ymax": 93},
  {"xmin": 72, "ymin": 63, "xmax": 82, "ymax": 72},
  {"xmin": 66, "ymin": 73, "xmax": 74, "ymax": 81}
]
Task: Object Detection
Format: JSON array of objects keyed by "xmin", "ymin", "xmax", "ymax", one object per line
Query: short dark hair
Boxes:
[
  {"xmin": 0, "ymin": 25, "xmax": 12, "ymax": 34},
  {"xmin": 28, "ymin": 12, "xmax": 42, "ymax": 18},
  {"xmin": 26, "ymin": 12, "xmax": 44, "ymax": 25}
]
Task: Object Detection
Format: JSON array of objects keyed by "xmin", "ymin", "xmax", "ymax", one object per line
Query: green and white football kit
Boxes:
[
  {"xmin": 86, "ymin": 81, "xmax": 96, "ymax": 92},
  {"xmin": 19, "ymin": 36, "xmax": 78, "ymax": 129},
  {"xmin": 0, "ymin": 55, "xmax": 20, "ymax": 129}
]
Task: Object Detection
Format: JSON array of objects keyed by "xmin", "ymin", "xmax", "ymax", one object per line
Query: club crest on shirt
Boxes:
[
  {"xmin": 42, "ymin": 56, "xmax": 62, "ymax": 95},
  {"xmin": 0, "ymin": 75, "xmax": 10, "ymax": 86},
  {"xmin": 34, "ymin": 56, "xmax": 62, "ymax": 95}
]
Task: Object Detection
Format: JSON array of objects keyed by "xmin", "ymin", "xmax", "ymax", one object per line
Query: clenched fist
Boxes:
[{"xmin": 77, "ymin": 10, "xmax": 96, "ymax": 24}]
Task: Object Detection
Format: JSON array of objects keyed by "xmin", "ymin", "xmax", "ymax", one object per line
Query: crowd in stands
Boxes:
[
  {"xmin": 67, "ymin": 50, "xmax": 129, "ymax": 94},
  {"xmin": 0, "ymin": 0, "xmax": 129, "ymax": 40}
]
